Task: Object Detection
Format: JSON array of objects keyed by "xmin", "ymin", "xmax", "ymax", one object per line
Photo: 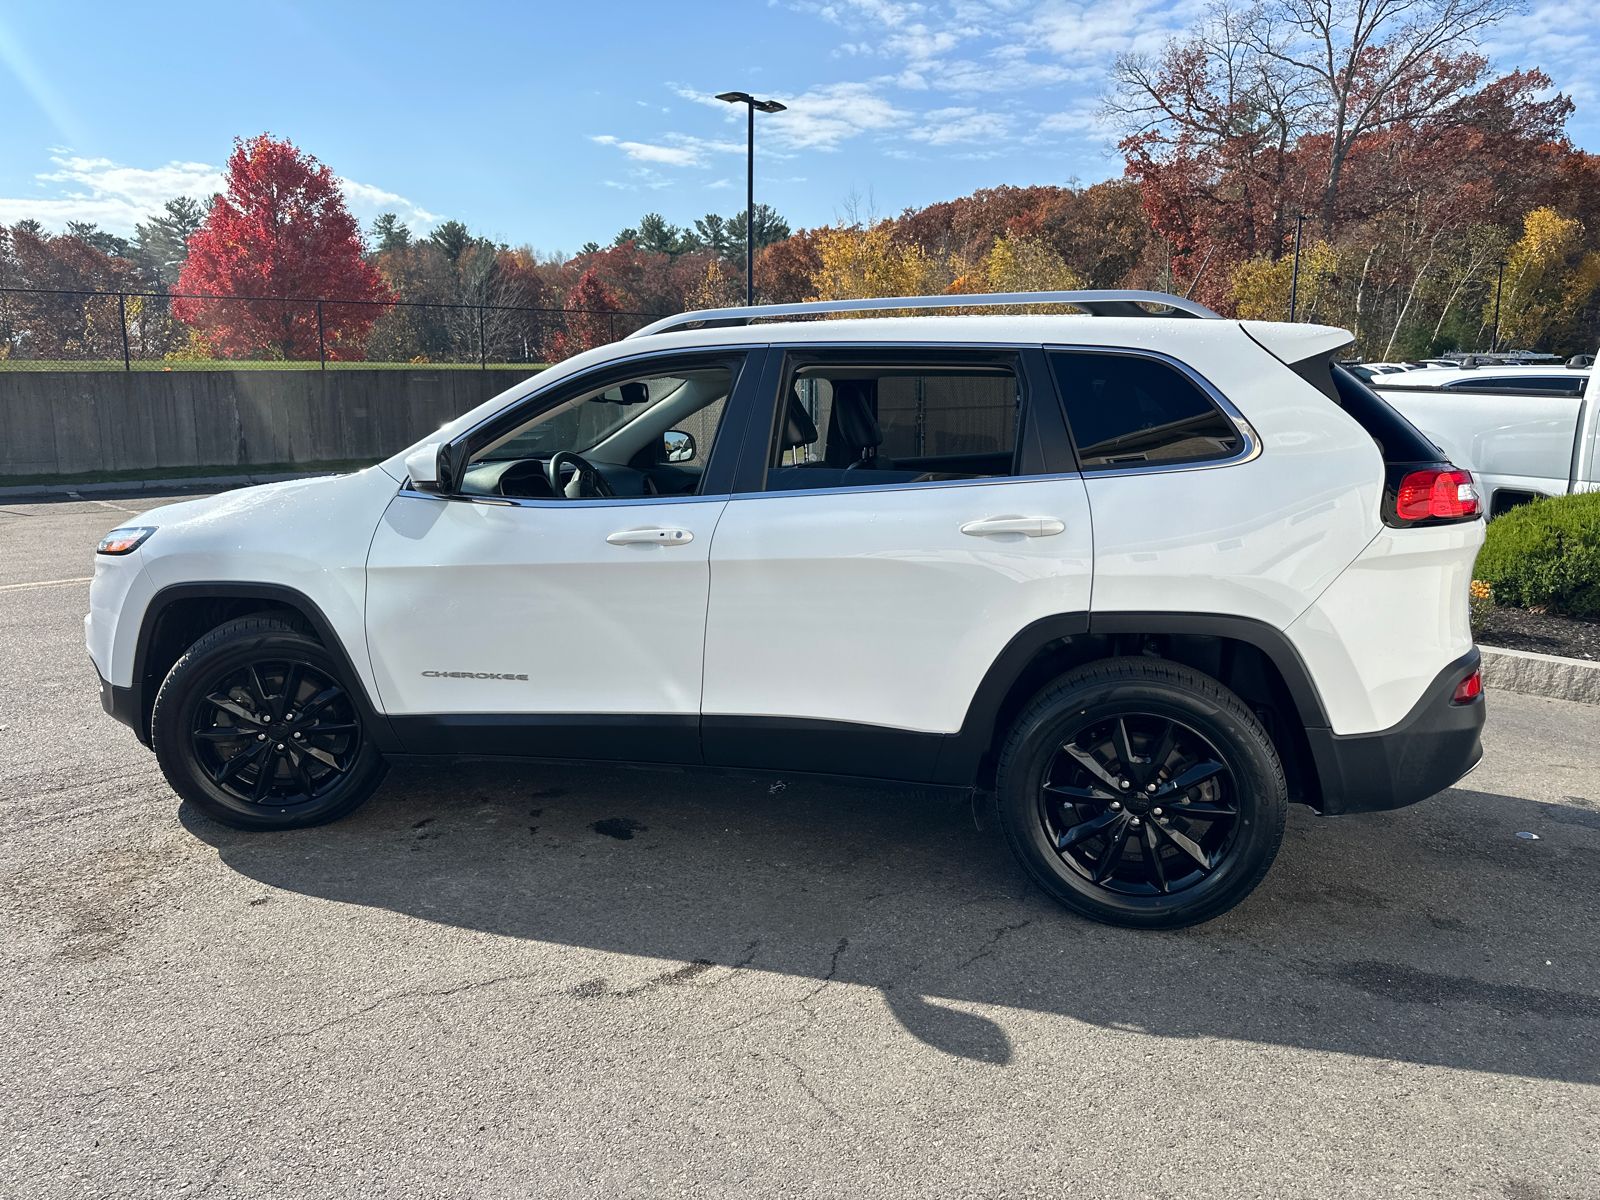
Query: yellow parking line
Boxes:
[{"xmin": 0, "ymin": 576, "xmax": 94, "ymax": 592}]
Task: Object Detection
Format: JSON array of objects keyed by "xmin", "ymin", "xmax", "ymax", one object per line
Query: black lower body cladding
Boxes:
[{"xmin": 1308, "ymin": 648, "xmax": 1485, "ymax": 815}]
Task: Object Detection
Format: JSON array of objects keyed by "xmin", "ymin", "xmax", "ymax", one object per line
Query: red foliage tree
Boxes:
[
  {"xmin": 755, "ymin": 229, "xmax": 824, "ymax": 303},
  {"xmin": 546, "ymin": 268, "xmax": 620, "ymax": 362},
  {"xmin": 174, "ymin": 135, "xmax": 390, "ymax": 360}
]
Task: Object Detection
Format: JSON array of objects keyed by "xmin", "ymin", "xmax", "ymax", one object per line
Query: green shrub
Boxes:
[{"xmin": 1474, "ymin": 491, "xmax": 1600, "ymax": 617}]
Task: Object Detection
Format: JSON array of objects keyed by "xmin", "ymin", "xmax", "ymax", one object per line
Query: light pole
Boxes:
[
  {"xmin": 715, "ymin": 90, "xmax": 787, "ymax": 306},
  {"xmin": 1490, "ymin": 258, "xmax": 1508, "ymax": 353},
  {"xmin": 1288, "ymin": 214, "xmax": 1308, "ymax": 322}
]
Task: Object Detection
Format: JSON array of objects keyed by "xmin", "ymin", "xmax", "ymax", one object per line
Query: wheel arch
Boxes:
[
  {"xmin": 127, "ymin": 583, "xmax": 397, "ymax": 752},
  {"xmin": 935, "ymin": 611, "xmax": 1332, "ymax": 809}
]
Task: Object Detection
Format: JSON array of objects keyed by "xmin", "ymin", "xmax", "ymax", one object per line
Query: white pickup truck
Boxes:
[{"xmin": 1367, "ymin": 361, "xmax": 1597, "ymax": 517}]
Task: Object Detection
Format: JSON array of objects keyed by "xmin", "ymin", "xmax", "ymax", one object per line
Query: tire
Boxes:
[
  {"xmin": 151, "ymin": 615, "xmax": 388, "ymax": 831},
  {"xmin": 994, "ymin": 657, "xmax": 1287, "ymax": 930}
]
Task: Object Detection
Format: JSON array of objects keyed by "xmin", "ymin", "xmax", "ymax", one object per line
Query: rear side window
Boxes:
[{"xmin": 1049, "ymin": 351, "xmax": 1240, "ymax": 471}]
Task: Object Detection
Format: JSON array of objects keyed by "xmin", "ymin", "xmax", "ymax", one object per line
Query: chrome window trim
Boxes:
[
  {"xmin": 727, "ymin": 470, "xmax": 1086, "ymax": 504},
  {"xmin": 397, "ymin": 488, "xmax": 733, "ymax": 510},
  {"xmin": 1044, "ymin": 342, "xmax": 1263, "ymax": 477}
]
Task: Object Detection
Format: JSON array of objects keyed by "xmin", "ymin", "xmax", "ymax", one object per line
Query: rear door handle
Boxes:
[
  {"xmin": 606, "ymin": 527, "xmax": 695, "ymax": 546},
  {"xmin": 960, "ymin": 516, "xmax": 1066, "ymax": 538}
]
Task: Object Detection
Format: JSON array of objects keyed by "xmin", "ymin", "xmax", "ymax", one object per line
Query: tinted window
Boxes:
[
  {"xmin": 765, "ymin": 365, "xmax": 1020, "ymax": 492},
  {"xmin": 1049, "ymin": 351, "xmax": 1240, "ymax": 470},
  {"xmin": 1445, "ymin": 376, "xmax": 1585, "ymax": 396}
]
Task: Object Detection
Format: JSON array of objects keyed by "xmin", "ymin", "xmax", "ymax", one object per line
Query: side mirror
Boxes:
[
  {"xmin": 404, "ymin": 445, "xmax": 446, "ymax": 493},
  {"xmin": 663, "ymin": 430, "xmax": 696, "ymax": 464}
]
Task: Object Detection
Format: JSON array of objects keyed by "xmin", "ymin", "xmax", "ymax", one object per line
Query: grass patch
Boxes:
[
  {"xmin": 1475, "ymin": 491, "xmax": 1600, "ymax": 618},
  {"xmin": 0, "ymin": 360, "xmax": 548, "ymax": 372},
  {"xmin": 0, "ymin": 458, "xmax": 385, "ymax": 489}
]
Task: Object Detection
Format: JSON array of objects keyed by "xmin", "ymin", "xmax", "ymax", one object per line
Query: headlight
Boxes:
[{"xmin": 97, "ymin": 527, "xmax": 156, "ymax": 555}]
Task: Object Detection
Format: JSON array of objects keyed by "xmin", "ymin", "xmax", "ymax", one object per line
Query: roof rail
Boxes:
[{"xmin": 625, "ymin": 289, "xmax": 1222, "ymax": 339}]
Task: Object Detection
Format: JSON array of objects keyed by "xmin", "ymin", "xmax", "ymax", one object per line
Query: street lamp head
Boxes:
[{"xmin": 715, "ymin": 91, "xmax": 786, "ymax": 114}]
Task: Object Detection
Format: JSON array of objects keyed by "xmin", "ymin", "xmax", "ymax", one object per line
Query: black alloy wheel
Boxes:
[
  {"xmin": 152, "ymin": 616, "xmax": 388, "ymax": 830},
  {"xmin": 191, "ymin": 659, "xmax": 361, "ymax": 807},
  {"xmin": 995, "ymin": 657, "xmax": 1287, "ymax": 929},
  {"xmin": 1042, "ymin": 714, "xmax": 1239, "ymax": 897}
]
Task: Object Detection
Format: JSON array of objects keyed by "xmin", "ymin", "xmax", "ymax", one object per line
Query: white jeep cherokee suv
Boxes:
[{"xmin": 88, "ymin": 291, "xmax": 1487, "ymax": 929}]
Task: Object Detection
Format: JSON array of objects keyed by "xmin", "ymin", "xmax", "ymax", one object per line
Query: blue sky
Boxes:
[{"xmin": 0, "ymin": 0, "xmax": 1592, "ymax": 255}]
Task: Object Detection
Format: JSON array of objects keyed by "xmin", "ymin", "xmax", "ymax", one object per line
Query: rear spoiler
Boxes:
[{"xmin": 1239, "ymin": 322, "xmax": 1357, "ymax": 402}]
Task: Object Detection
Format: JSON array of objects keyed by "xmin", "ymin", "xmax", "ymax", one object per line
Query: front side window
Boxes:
[
  {"xmin": 462, "ymin": 364, "xmax": 734, "ymax": 499},
  {"xmin": 1049, "ymin": 351, "xmax": 1240, "ymax": 471},
  {"xmin": 766, "ymin": 364, "xmax": 1020, "ymax": 492}
]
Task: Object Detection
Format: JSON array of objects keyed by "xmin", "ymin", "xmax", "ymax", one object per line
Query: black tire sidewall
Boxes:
[
  {"xmin": 152, "ymin": 624, "xmax": 386, "ymax": 831},
  {"xmin": 997, "ymin": 665, "xmax": 1287, "ymax": 929}
]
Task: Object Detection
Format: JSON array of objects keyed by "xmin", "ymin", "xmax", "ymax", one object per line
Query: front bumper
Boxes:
[
  {"xmin": 1307, "ymin": 647, "xmax": 1485, "ymax": 815},
  {"xmin": 97, "ymin": 665, "xmax": 145, "ymax": 743}
]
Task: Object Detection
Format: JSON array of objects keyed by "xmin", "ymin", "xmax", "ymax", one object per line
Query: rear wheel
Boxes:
[
  {"xmin": 994, "ymin": 657, "xmax": 1287, "ymax": 929},
  {"xmin": 151, "ymin": 616, "xmax": 388, "ymax": 831}
]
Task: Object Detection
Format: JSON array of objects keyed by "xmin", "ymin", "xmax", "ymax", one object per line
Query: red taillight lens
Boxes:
[
  {"xmin": 1395, "ymin": 468, "xmax": 1480, "ymax": 521},
  {"xmin": 1451, "ymin": 670, "xmax": 1482, "ymax": 703}
]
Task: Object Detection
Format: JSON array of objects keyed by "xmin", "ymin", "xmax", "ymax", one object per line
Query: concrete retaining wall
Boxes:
[{"xmin": 0, "ymin": 368, "xmax": 541, "ymax": 477}]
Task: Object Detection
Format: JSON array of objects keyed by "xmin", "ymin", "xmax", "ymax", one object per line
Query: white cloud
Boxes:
[
  {"xmin": 909, "ymin": 106, "xmax": 1013, "ymax": 143},
  {"xmin": 334, "ymin": 178, "xmax": 440, "ymax": 229},
  {"xmin": 0, "ymin": 153, "xmax": 439, "ymax": 236},
  {"xmin": 592, "ymin": 132, "xmax": 747, "ymax": 169},
  {"xmin": 592, "ymin": 135, "xmax": 705, "ymax": 167},
  {"xmin": 765, "ymin": 82, "xmax": 914, "ymax": 149}
]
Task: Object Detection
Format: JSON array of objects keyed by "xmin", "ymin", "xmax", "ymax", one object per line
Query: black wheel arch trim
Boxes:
[
  {"xmin": 118, "ymin": 582, "xmax": 400, "ymax": 753},
  {"xmin": 933, "ymin": 610, "xmax": 1331, "ymax": 786},
  {"xmin": 1086, "ymin": 612, "xmax": 1331, "ymax": 727}
]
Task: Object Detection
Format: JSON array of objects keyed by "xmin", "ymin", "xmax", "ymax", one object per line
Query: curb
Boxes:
[
  {"xmin": 1481, "ymin": 645, "xmax": 1600, "ymax": 706},
  {"xmin": 0, "ymin": 471, "xmax": 342, "ymax": 499}
]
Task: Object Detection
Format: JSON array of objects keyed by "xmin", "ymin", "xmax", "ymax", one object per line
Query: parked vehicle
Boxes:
[
  {"xmin": 88, "ymin": 290, "xmax": 1487, "ymax": 929},
  {"xmin": 1368, "ymin": 362, "xmax": 1597, "ymax": 516}
]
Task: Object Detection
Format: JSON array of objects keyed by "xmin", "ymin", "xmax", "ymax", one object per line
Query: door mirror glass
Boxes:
[
  {"xmin": 663, "ymin": 430, "xmax": 696, "ymax": 463},
  {"xmin": 405, "ymin": 445, "xmax": 445, "ymax": 493}
]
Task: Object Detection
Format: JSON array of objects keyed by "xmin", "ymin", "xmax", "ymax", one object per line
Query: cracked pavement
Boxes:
[{"xmin": 2, "ymin": 490, "xmax": 1598, "ymax": 1198}]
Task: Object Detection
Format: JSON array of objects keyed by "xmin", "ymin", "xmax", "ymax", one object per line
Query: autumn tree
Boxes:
[
  {"xmin": 174, "ymin": 135, "xmax": 390, "ymax": 360},
  {"xmin": 547, "ymin": 269, "xmax": 620, "ymax": 361},
  {"xmin": 1490, "ymin": 207, "xmax": 1600, "ymax": 349},
  {"xmin": 755, "ymin": 230, "xmax": 824, "ymax": 303},
  {"xmin": 0, "ymin": 222, "xmax": 144, "ymax": 360}
]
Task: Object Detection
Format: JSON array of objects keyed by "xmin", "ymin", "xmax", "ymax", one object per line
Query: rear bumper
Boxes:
[{"xmin": 1307, "ymin": 647, "xmax": 1484, "ymax": 815}]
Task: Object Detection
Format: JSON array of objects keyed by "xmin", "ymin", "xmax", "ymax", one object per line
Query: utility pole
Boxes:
[
  {"xmin": 1490, "ymin": 258, "xmax": 1508, "ymax": 353},
  {"xmin": 1288, "ymin": 215, "xmax": 1308, "ymax": 322},
  {"xmin": 715, "ymin": 91, "xmax": 788, "ymax": 307}
]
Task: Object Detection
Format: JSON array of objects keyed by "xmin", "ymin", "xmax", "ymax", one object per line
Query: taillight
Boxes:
[
  {"xmin": 1451, "ymin": 670, "xmax": 1482, "ymax": 704},
  {"xmin": 1395, "ymin": 468, "xmax": 1479, "ymax": 520}
]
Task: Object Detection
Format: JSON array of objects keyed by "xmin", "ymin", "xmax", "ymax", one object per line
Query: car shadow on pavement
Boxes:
[{"xmin": 182, "ymin": 762, "xmax": 1600, "ymax": 1083}]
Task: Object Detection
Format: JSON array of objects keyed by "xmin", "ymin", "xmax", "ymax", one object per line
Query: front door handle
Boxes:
[
  {"xmin": 606, "ymin": 527, "xmax": 695, "ymax": 546},
  {"xmin": 960, "ymin": 516, "xmax": 1066, "ymax": 538}
]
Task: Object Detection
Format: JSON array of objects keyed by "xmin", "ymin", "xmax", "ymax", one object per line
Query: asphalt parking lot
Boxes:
[{"xmin": 2, "ymin": 489, "xmax": 1597, "ymax": 1199}]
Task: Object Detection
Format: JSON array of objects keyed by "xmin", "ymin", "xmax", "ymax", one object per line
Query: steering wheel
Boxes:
[{"xmin": 546, "ymin": 451, "xmax": 616, "ymax": 499}]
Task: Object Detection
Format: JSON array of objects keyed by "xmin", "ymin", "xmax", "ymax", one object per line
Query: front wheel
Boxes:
[
  {"xmin": 151, "ymin": 615, "xmax": 388, "ymax": 831},
  {"xmin": 994, "ymin": 657, "xmax": 1287, "ymax": 930}
]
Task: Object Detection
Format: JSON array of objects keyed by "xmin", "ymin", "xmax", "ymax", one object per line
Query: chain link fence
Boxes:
[{"xmin": 0, "ymin": 287, "xmax": 663, "ymax": 371}]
